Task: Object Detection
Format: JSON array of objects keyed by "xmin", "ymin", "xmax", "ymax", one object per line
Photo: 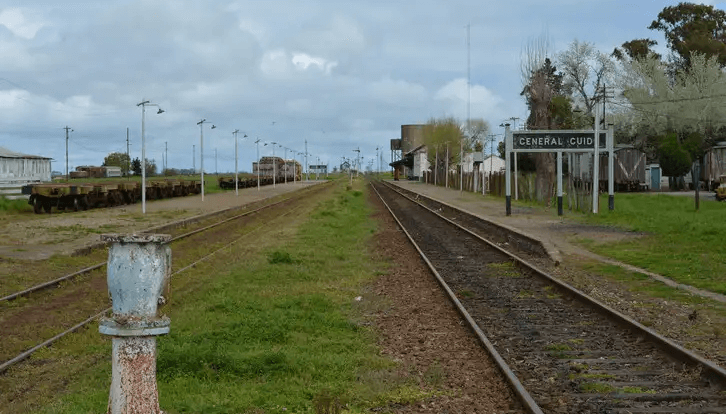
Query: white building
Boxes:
[
  {"xmin": 0, "ymin": 147, "xmax": 52, "ymax": 199},
  {"xmin": 481, "ymin": 155, "xmax": 505, "ymax": 174}
]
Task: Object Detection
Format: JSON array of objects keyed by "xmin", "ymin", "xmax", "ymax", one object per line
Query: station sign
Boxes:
[{"xmin": 513, "ymin": 131, "xmax": 606, "ymax": 151}]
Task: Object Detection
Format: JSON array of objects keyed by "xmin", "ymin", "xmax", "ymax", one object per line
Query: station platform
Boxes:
[{"xmin": 386, "ymin": 179, "xmax": 726, "ymax": 304}]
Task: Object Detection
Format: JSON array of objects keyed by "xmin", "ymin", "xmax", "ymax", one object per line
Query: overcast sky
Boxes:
[{"xmin": 0, "ymin": 0, "xmax": 722, "ymax": 175}]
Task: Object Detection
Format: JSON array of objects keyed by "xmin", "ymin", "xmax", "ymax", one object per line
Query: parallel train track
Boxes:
[
  {"xmin": 0, "ymin": 182, "xmax": 330, "ymax": 374},
  {"xmin": 372, "ymin": 180, "xmax": 726, "ymax": 413}
]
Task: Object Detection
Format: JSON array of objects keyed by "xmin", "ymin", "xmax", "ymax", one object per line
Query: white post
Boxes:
[
  {"xmin": 256, "ymin": 139, "xmax": 260, "ymax": 191},
  {"xmin": 445, "ymin": 143, "xmax": 449, "ymax": 189},
  {"xmin": 557, "ymin": 151, "xmax": 563, "ymax": 216},
  {"xmin": 593, "ymin": 103, "xmax": 600, "ymax": 214},
  {"xmin": 514, "ymin": 153, "xmax": 519, "ymax": 200},
  {"xmin": 197, "ymin": 120, "xmax": 206, "ymax": 202},
  {"xmin": 608, "ymin": 125, "xmax": 614, "ymax": 210},
  {"xmin": 140, "ymin": 103, "xmax": 147, "ymax": 214},
  {"xmin": 233, "ymin": 130, "xmax": 239, "ymax": 196},
  {"xmin": 435, "ymin": 145, "xmax": 438, "ymax": 186},
  {"xmin": 505, "ymin": 125, "xmax": 511, "ymax": 215}
]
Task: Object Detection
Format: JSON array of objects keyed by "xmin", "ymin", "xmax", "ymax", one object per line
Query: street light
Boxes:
[
  {"xmin": 271, "ymin": 142, "xmax": 277, "ymax": 187},
  {"xmin": 138, "ymin": 100, "xmax": 164, "ymax": 214},
  {"xmin": 233, "ymin": 130, "xmax": 246, "ymax": 196},
  {"xmin": 197, "ymin": 119, "xmax": 214, "ymax": 202},
  {"xmin": 255, "ymin": 138, "xmax": 261, "ymax": 191}
]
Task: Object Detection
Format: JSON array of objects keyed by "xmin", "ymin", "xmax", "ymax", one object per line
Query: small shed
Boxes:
[
  {"xmin": 105, "ymin": 166, "xmax": 122, "ymax": 178},
  {"xmin": 0, "ymin": 147, "xmax": 52, "ymax": 199},
  {"xmin": 704, "ymin": 141, "xmax": 726, "ymax": 190}
]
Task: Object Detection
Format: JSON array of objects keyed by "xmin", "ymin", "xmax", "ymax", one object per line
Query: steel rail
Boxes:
[
  {"xmin": 379, "ymin": 180, "xmax": 726, "ymax": 382},
  {"xmin": 0, "ymin": 183, "xmax": 329, "ymax": 304},
  {"xmin": 0, "ymin": 200, "xmax": 307, "ymax": 374},
  {"xmin": 370, "ymin": 181, "xmax": 544, "ymax": 414},
  {"xmin": 377, "ymin": 180, "xmax": 726, "ymax": 383}
]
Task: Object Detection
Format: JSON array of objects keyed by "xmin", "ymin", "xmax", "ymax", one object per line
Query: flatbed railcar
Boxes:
[{"xmin": 23, "ymin": 179, "xmax": 201, "ymax": 214}]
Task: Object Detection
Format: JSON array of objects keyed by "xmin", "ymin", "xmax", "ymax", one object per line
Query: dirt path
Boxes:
[{"xmin": 0, "ymin": 182, "xmax": 319, "ymax": 261}]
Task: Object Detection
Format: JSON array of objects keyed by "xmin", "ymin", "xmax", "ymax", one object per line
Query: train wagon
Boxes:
[{"xmin": 24, "ymin": 178, "xmax": 201, "ymax": 214}]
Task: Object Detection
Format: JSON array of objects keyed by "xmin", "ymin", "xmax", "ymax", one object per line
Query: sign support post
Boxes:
[
  {"xmin": 557, "ymin": 151, "xmax": 563, "ymax": 216},
  {"xmin": 593, "ymin": 104, "xmax": 600, "ymax": 214},
  {"xmin": 505, "ymin": 124, "xmax": 512, "ymax": 216},
  {"xmin": 608, "ymin": 125, "xmax": 614, "ymax": 210}
]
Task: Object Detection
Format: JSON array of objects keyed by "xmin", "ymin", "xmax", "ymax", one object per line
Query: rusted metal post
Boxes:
[{"xmin": 100, "ymin": 234, "xmax": 172, "ymax": 414}]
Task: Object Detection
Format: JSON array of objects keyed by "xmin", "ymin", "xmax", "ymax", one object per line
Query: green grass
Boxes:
[
  {"xmin": 570, "ymin": 193, "xmax": 726, "ymax": 294},
  {"xmin": 0, "ymin": 196, "xmax": 31, "ymax": 213},
  {"xmin": 29, "ymin": 182, "xmax": 426, "ymax": 413}
]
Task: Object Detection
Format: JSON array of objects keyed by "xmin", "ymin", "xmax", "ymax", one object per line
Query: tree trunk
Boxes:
[{"xmin": 535, "ymin": 153, "xmax": 555, "ymax": 201}]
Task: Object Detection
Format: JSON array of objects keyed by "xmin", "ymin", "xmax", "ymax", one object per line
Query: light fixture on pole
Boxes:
[
  {"xmin": 233, "ymin": 130, "xmax": 245, "ymax": 196},
  {"xmin": 255, "ymin": 138, "xmax": 262, "ymax": 191},
  {"xmin": 138, "ymin": 100, "xmax": 164, "ymax": 214},
  {"xmin": 271, "ymin": 141, "xmax": 277, "ymax": 187},
  {"xmin": 196, "ymin": 119, "xmax": 214, "ymax": 202},
  {"xmin": 283, "ymin": 147, "xmax": 288, "ymax": 184}
]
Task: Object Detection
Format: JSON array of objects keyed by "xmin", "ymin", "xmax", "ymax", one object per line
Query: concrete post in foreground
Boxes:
[{"xmin": 100, "ymin": 234, "xmax": 172, "ymax": 414}]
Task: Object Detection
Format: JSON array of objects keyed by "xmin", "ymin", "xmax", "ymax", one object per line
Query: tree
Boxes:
[
  {"xmin": 466, "ymin": 118, "xmax": 491, "ymax": 152},
  {"xmin": 422, "ymin": 117, "xmax": 466, "ymax": 177},
  {"xmin": 103, "ymin": 152, "xmax": 131, "ymax": 176},
  {"xmin": 657, "ymin": 132, "xmax": 692, "ymax": 188},
  {"xmin": 145, "ymin": 159, "xmax": 157, "ymax": 176},
  {"xmin": 521, "ymin": 54, "xmax": 569, "ymax": 201},
  {"xmin": 556, "ymin": 39, "xmax": 614, "ymax": 116},
  {"xmin": 131, "ymin": 157, "xmax": 142, "ymax": 175},
  {"xmin": 612, "ymin": 39, "xmax": 661, "ymax": 62},
  {"xmin": 649, "ymin": 2, "xmax": 726, "ymax": 70}
]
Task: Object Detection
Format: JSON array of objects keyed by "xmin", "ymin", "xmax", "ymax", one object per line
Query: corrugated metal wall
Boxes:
[{"xmin": 0, "ymin": 157, "xmax": 51, "ymax": 183}]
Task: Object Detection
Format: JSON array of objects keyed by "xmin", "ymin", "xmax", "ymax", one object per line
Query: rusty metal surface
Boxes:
[{"xmin": 107, "ymin": 337, "xmax": 162, "ymax": 414}]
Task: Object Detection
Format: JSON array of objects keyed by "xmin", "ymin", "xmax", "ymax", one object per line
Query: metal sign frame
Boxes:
[{"xmin": 504, "ymin": 107, "xmax": 614, "ymax": 216}]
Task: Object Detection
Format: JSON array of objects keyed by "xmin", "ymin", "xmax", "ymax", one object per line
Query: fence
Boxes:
[
  {"xmin": 421, "ymin": 167, "xmax": 595, "ymax": 213},
  {"xmin": 0, "ymin": 181, "xmax": 33, "ymax": 200}
]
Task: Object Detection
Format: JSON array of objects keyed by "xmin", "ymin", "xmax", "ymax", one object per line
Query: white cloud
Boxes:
[
  {"xmin": 260, "ymin": 49, "xmax": 292, "ymax": 77},
  {"xmin": 292, "ymin": 53, "xmax": 338, "ymax": 74},
  {"xmin": 435, "ymin": 78, "xmax": 505, "ymax": 122},
  {"xmin": 369, "ymin": 77, "xmax": 427, "ymax": 106},
  {"xmin": 0, "ymin": 8, "xmax": 44, "ymax": 39}
]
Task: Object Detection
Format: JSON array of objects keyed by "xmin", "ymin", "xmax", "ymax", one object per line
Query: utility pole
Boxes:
[
  {"xmin": 465, "ymin": 24, "xmax": 471, "ymax": 190},
  {"xmin": 164, "ymin": 141, "xmax": 168, "ymax": 173},
  {"xmin": 353, "ymin": 147, "xmax": 360, "ymax": 178},
  {"xmin": 215, "ymin": 148, "xmax": 218, "ymax": 175},
  {"xmin": 64, "ymin": 126, "xmax": 73, "ymax": 181},
  {"xmin": 316, "ymin": 156, "xmax": 320, "ymax": 180},
  {"xmin": 126, "ymin": 127, "xmax": 130, "ymax": 180},
  {"xmin": 193, "ymin": 145, "xmax": 195, "ymax": 173},
  {"xmin": 305, "ymin": 140, "xmax": 309, "ymax": 181}
]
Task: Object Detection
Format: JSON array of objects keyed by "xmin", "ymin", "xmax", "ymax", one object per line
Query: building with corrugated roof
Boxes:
[{"xmin": 0, "ymin": 147, "xmax": 52, "ymax": 199}]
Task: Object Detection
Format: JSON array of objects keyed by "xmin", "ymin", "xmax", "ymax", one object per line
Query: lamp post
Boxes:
[
  {"xmin": 233, "ymin": 130, "xmax": 246, "ymax": 196},
  {"xmin": 196, "ymin": 119, "xmax": 214, "ymax": 202},
  {"xmin": 271, "ymin": 142, "xmax": 277, "ymax": 187},
  {"xmin": 138, "ymin": 100, "xmax": 164, "ymax": 214},
  {"xmin": 255, "ymin": 138, "xmax": 261, "ymax": 191}
]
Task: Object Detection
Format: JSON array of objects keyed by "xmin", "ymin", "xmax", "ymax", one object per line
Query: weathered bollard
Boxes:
[{"xmin": 99, "ymin": 234, "xmax": 172, "ymax": 414}]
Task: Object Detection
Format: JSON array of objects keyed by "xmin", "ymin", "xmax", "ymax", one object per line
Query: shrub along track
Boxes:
[
  {"xmin": 372, "ymin": 180, "xmax": 726, "ymax": 414},
  {"xmin": 0, "ymin": 182, "xmax": 332, "ymax": 374}
]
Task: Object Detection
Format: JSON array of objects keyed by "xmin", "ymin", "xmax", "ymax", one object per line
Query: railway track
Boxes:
[
  {"xmin": 0, "ymin": 182, "xmax": 331, "ymax": 374},
  {"xmin": 372, "ymin": 180, "xmax": 726, "ymax": 414}
]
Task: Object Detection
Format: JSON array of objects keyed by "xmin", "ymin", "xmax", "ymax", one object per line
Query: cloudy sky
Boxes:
[{"xmin": 0, "ymin": 0, "xmax": 722, "ymax": 175}]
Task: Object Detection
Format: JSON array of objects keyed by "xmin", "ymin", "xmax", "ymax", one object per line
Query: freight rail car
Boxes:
[{"xmin": 23, "ymin": 179, "xmax": 201, "ymax": 214}]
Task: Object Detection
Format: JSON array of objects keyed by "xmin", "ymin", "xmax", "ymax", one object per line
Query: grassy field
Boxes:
[
  {"xmin": 546, "ymin": 193, "xmax": 726, "ymax": 294},
  {"xmin": 5, "ymin": 179, "xmax": 430, "ymax": 413}
]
